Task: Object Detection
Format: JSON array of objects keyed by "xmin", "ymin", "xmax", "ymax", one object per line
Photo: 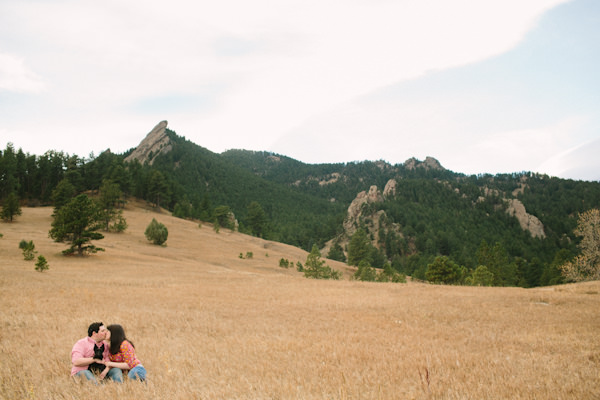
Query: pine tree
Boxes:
[
  {"xmin": 35, "ymin": 255, "xmax": 49, "ymax": 272},
  {"xmin": 304, "ymin": 244, "xmax": 340, "ymax": 280},
  {"xmin": 425, "ymin": 256, "xmax": 462, "ymax": 284},
  {"xmin": 98, "ymin": 179, "xmax": 126, "ymax": 231},
  {"xmin": 19, "ymin": 239, "xmax": 36, "ymax": 260},
  {"xmin": 145, "ymin": 218, "xmax": 168, "ymax": 245},
  {"xmin": 246, "ymin": 201, "xmax": 267, "ymax": 238},
  {"xmin": 49, "ymin": 194, "xmax": 105, "ymax": 255},
  {"xmin": 1, "ymin": 191, "xmax": 21, "ymax": 222},
  {"xmin": 347, "ymin": 228, "xmax": 371, "ymax": 266},
  {"xmin": 51, "ymin": 179, "xmax": 76, "ymax": 213}
]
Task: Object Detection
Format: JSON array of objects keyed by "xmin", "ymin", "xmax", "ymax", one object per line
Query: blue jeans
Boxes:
[
  {"xmin": 107, "ymin": 367, "xmax": 124, "ymax": 383},
  {"xmin": 128, "ymin": 365, "xmax": 147, "ymax": 381},
  {"xmin": 74, "ymin": 368, "xmax": 123, "ymax": 384}
]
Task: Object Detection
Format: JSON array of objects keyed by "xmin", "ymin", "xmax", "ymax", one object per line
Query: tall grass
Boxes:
[{"xmin": 1, "ymin": 206, "xmax": 599, "ymax": 399}]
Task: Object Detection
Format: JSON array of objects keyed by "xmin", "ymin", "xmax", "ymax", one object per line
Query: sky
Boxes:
[{"xmin": 1, "ymin": 0, "xmax": 599, "ymax": 181}]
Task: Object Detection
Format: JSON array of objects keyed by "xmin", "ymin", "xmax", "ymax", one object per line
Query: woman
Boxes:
[{"xmin": 104, "ymin": 324, "xmax": 147, "ymax": 381}]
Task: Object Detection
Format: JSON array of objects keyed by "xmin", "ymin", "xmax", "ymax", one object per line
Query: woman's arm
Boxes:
[{"xmin": 106, "ymin": 360, "xmax": 130, "ymax": 370}]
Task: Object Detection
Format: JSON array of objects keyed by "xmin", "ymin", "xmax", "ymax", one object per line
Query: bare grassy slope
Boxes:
[{"xmin": 1, "ymin": 204, "xmax": 599, "ymax": 399}]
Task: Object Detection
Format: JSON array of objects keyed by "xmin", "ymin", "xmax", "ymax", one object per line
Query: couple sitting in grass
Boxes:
[{"xmin": 71, "ymin": 322, "xmax": 147, "ymax": 383}]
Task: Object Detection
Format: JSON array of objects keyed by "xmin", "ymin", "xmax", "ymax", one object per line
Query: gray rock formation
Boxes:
[
  {"xmin": 124, "ymin": 121, "xmax": 172, "ymax": 165},
  {"xmin": 383, "ymin": 179, "xmax": 397, "ymax": 198},
  {"xmin": 404, "ymin": 156, "xmax": 444, "ymax": 171},
  {"xmin": 343, "ymin": 185, "xmax": 383, "ymax": 236},
  {"xmin": 505, "ymin": 198, "xmax": 546, "ymax": 239}
]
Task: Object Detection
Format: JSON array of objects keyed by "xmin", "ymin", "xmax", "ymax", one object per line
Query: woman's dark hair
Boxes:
[{"xmin": 107, "ymin": 324, "xmax": 134, "ymax": 355}]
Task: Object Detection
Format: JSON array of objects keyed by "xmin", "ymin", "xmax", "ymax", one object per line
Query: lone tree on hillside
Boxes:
[
  {"xmin": 304, "ymin": 244, "xmax": 341, "ymax": 280},
  {"xmin": 35, "ymin": 255, "xmax": 49, "ymax": 272},
  {"xmin": 145, "ymin": 218, "xmax": 168, "ymax": 245},
  {"xmin": 19, "ymin": 239, "xmax": 36, "ymax": 260},
  {"xmin": 1, "ymin": 191, "xmax": 21, "ymax": 222},
  {"xmin": 561, "ymin": 208, "xmax": 600, "ymax": 282},
  {"xmin": 49, "ymin": 194, "xmax": 105, "ymax": 255}
]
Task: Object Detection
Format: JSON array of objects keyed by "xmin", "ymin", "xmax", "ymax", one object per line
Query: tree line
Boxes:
[{"xmin": 2, "ymin": 134, "xmax": 599, "ymax": 287}]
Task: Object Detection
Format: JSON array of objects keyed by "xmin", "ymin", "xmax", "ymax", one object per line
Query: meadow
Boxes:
[{"xmin": 1, "ymin": 204, "xmax": 599, "ymax": 399}]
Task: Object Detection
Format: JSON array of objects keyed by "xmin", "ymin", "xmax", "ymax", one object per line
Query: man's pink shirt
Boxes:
[{"xmin": 70, "ymin": 336, "xmax": 110, "ymax": 376}]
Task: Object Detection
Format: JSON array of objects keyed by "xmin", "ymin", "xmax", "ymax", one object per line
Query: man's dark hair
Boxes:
[{"xmin": 87, "ymin": 322, "xmax": 104, "ymax": 337}]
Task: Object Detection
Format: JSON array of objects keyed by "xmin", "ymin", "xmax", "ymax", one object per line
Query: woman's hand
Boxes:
[{"xmin": 99, "ymin": 366, "xmax": 109, "ymax": 380}]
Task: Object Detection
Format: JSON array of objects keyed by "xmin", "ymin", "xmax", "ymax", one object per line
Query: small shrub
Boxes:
[
  {"xmin": 279, "ymin": 258, "xmax": 290, "ymax": 268},
  {"xmin": 245, "ymin": 252, "xmax": 253, "ymax": 259},
  {"xmin": 35, "ymin": 255, "xmax": 49, "ymax": 272},
  {"xmin": 296, "ymin": 261, "xmax": 303, "ymax": 272},
  {"xmin": 466, "ymin": 265, "xmax": 494, "ymax": 286},
  {"xmin": 109, "ymin": 213, "xmax": 128, "ymax": 232},
  {"xmin": 354, "ymin": 261, "xmax": 376, "ymax": 282},
  {"xmin": 390, "ymin": 272, "xmax": 407, "ymax": 283},
  {"xmin": 425, "ymin": 256, "xmax": 462, "ymax": 284},
  {"xmin": 19, "ymin": 240, "xmax": 36, "ymax": 261},
  {"xmin": 239, "ymin": 252, "xmax": 244, "ymax": 259},
  {"xmin": 145, "ymin": 218, "xmax": 168, "ymax": 245}
]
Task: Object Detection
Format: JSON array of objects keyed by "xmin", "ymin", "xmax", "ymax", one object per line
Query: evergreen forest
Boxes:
[{"xmin": 1, "ymin": 127, "xmax": 599, "ymax": 288}]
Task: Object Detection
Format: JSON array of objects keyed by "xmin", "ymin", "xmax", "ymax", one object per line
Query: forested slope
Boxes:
[{"xmin": 2, "ymin": 127, "xmax": 599, "ymax": 287}]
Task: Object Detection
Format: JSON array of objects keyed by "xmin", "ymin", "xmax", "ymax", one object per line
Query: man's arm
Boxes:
[
  {"xmin": 72, "ymin": 357, "xmax": 103, "ymax": 367},
  {"xmin": 71, "ymin": 340, "xmax": 102, "ymax": 367}
]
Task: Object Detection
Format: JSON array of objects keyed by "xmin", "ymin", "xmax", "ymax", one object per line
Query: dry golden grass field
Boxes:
[{"xmin": 1, "ymin": 202, "xmax": 599, "ymax": 399}]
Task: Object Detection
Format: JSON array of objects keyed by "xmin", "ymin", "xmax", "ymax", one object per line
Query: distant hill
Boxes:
[{"xmin": 2, "ymin": 121, "xmax": 599, "ymax": 287}]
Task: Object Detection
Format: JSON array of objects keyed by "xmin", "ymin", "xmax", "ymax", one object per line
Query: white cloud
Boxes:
[
  {"xmin": 0, "ymin": 53, "xmax": 45, "ymax": 93},
  {"xmin": 538, "ymin": 136, "xmax": 600, "ymax": 181},
  {"xmin": 4, "ymin": 0, "xmax": 593, "ymax": 181}
]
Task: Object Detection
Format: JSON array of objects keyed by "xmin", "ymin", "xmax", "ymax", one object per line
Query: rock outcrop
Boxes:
[
  {"xmin": 383, "ymin": 179, "xmax": 397, "ymax": 198},
  {"xmin": 404, "ymin": 156, "xmax": 444, "ymax": 171},
  {"xmin": 343, "ymin": 185, "xmax": 383, "ymax": 236},
  {"xmin": 505, "ymin": 198, "xmax": 546, "ymax": 239},
  {"xmin": 124, "ymin": 121, "xmax": 172, "ymax": 165}
]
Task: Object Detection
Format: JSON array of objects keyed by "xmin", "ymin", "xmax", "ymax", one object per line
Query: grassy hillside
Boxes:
[
  {"xmin": 2, "ymin": 136, "xmax": 600, "ymax": 287},
  {"xmin": 1, "ymin": 205, "xmax": 599, "ymax": 399}
]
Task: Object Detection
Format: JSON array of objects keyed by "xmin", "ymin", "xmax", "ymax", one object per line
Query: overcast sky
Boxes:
[{"xmin": 1, "ymin": 0, "xmax": 598, "ymax": 181}]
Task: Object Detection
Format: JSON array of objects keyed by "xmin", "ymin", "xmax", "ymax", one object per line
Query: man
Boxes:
[{"xmin": 71, "ymin": 322, "xmax": 123, "ymax": 383}]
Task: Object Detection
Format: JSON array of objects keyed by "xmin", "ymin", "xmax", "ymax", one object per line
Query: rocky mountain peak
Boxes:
[
  {"xmin": 125, "ymin": 121, "xmax": 172, "ymax": 165},
  {"xmin": 404, "ymin": 156, "xmax": 444, "ymax": 171}
]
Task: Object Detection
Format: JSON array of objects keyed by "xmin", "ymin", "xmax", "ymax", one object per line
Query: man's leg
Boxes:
[
  {"xmin": 106, "ymin": 368, "xmax": 123, "ymax": 383},
  {"xmin": 73, "ymin": 370, "xmax": 98, "ymax": 384}
]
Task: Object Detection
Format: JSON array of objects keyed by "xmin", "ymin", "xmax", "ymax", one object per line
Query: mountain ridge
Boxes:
[{"xmin": 2, "ymin": 121, "xmax": 600, "ymax": 287}]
